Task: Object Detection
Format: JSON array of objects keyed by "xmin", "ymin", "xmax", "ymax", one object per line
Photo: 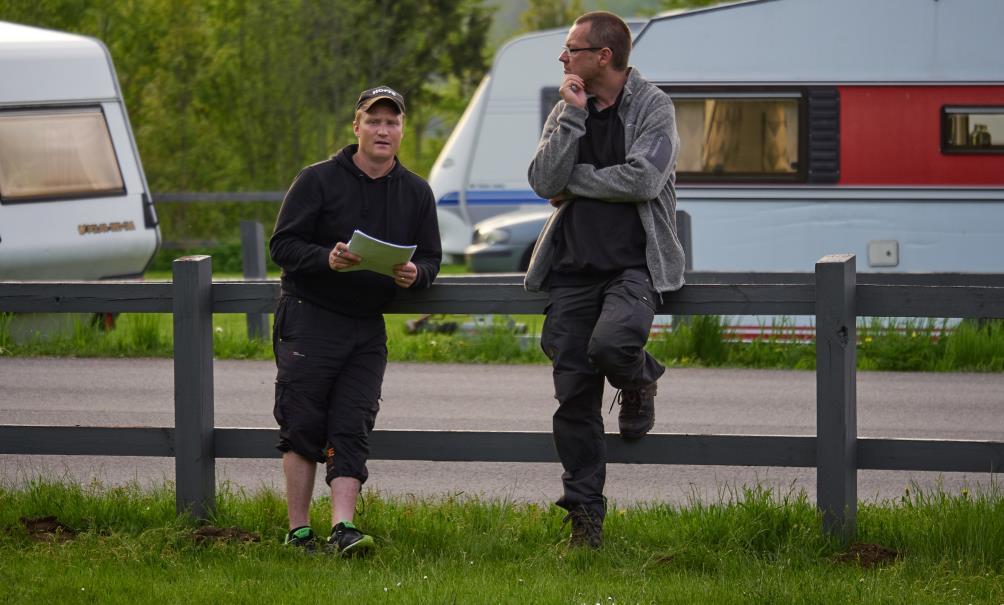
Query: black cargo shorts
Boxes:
[{"xmin": 272, "ymin": 295, "xmax": 387, "ymax": 485}]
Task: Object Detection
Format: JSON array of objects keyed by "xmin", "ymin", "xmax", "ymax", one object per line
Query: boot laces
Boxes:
[{"xmin": 609, "ymin": 388, "xmax": 642, "ymax": 414}]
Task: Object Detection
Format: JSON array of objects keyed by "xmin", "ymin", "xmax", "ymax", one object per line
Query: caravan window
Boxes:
[
  {"xmin": 671, "ymin": 92, "xmax": 803, "ymax": 182},
  {"xmin": 942, "ymin": 106, "xmax": 1004, "ymax": 153},
  {"xmin": 0, "ymin": 107, "xmax": 125, "ymax": 203}
]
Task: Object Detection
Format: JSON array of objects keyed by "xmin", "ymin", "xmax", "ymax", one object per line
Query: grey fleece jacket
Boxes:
[{"xmin": 524, "ymin": 67, "xmax": 685, "ymax": 294}]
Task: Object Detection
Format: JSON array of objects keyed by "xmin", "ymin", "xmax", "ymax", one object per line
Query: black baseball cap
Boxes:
[{"xmin": 356, "ymin": 86, "xmax": 406, "ymax": 114}]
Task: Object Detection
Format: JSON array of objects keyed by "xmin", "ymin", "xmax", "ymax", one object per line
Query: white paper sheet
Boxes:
[{"xmin": 342, "ymin": 229, "xmax": 416, "ymax": 277}]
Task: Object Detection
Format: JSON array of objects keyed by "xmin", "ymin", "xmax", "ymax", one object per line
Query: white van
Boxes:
[
  {"xmin": 430, "ymin": 0, "xmax": 1004, "ymax": 280},
  {"xmin": 0, "ymin": 20, "xmax": 159, "ymax": 281}
]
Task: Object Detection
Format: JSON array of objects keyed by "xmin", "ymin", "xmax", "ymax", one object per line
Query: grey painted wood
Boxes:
[
  {"xmin": 858, "ymin": 438, "xmax": 1004, "ymax": 473},
  {"xmin": 0, "ymin": 426, "xmax": 174, "ymax": 456},
  {"xmin": 815, "ymin": 254, "xmax": 857, "ymax": 538},
  {"xmin": 0, "ymin": 282, "xmax": 173, "ymax": 312},
  {"xmin": 239, "ymin": 221, "xmax": 269, "ymax": 339},
  {"xmin": 387, "ymin": 283, "xmax": 817, "ymax": 316},
  {"xmin": 208, "ymin": 281, "xmax": 817, "ymax": 315},
  {"xmin": 172, "ymin": 256, "xmax": 215, "ymax": 519},
  {"xmin": 436, "ymin": 272, "xmax": 1004, "ymax": 287},
  {"xmin": 211, "ymin": 282, "xmax": 280, "ymax": 313},
  {"xmin": 435, "ymin": 274, "xmax": 527, "ymax": 285},
  {"xmin": 212, "ymin": 431, "xmax": 1001, "ymax": 470},
  {"xmin": 215, "ymin": 429, "xmax": 817, "ymax": 465},
  {"xmin": 685, "ymin": 272, "xmax": 1004, "ymax": 287},
  {"xmin": 154, "ymin": 191, "xmax": 285, "ymax": 203},
  {"xmin": 661, "ymin": 284, "xmax": 816, "ymax": 316},
  {"xmin": 857, "ymin": 285, "xmax": 1004, "ymax": 318},
  {"xmin": 239, "ymin": 221, "xmax": 267, "ymax": 280},
  {"xmin": 6, "ymin": 426, "xmax": 1001, "ymax": 474},
  {"xmin": 0, "ymin": 281, "xmax": 817, "ymax": 316},
  {"xmin": 210, "ymin": 281, "xmax": 823, "ymax": 315},
  {"xmin": 6, "ymin": 276, "xmax": 1003, "ymax": 318},
  {"xmin": 605, "ymin": 433, "xmax": 817, "ymax": 466}
]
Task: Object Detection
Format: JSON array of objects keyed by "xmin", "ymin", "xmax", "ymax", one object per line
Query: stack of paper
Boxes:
[{"xmin": 342, "ymin": 229, "xmax": 416, "ymax": 277}]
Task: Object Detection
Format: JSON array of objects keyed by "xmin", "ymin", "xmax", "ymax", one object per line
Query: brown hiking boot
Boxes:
[
  {"xmin": 614, "ymin": 382, "xmax": 657, "ymax": 440},
  {"xmin": 562, "ymin": 506, "xmax": 603, "ymax": 549}
]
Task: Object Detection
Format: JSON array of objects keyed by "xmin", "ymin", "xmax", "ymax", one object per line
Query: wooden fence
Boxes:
[{"xmin": 2, "ymin": 254, "xmax": 1003, "ymax": 538}]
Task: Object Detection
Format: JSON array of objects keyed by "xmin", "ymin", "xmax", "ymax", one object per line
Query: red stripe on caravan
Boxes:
[{"xmin": 839, "ymin": 85, "xmax": 1004, "ymax": 185}]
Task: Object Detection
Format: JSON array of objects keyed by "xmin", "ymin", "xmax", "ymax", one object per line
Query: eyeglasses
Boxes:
[{"xmin": 559, "ymin": 46, "xmax": 604, "ymax": 57}]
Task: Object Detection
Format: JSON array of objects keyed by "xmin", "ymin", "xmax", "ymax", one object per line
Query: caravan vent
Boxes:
[{"xmin": 807, "ymin": 88, "xmax": 840, "ymax": 183}]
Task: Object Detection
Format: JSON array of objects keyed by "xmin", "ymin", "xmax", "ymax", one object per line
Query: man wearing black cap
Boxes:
[{"xmin": 269, "ymin": 85, "xmax": 441, "ymax": 555}]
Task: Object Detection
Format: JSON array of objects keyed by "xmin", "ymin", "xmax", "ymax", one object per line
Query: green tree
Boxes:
[
  {"xmin": 0, "ymin": 0, "xmax": 492, "ymax": 189},
  {"xmin": 2, "ymin": 0, "xmax": 494, "ymax": 251},
  {"xmin": 518, "ymin": 0, "xmax": 584, "ymax": 33}
]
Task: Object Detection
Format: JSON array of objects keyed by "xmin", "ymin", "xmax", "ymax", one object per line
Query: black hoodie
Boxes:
[{"xmin": 269, "ymin": 145, "xmax": 442, "ymax": 317}]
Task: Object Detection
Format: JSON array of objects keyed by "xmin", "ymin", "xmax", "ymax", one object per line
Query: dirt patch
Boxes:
[
  {"xmin": 192, "ymin": 526, "xmax": 260, "ymax": 544},
  {"xmin": 835, "ymin": 542, "xmax": 899, "ymax": 568},
  {"xmin": 19, "ymin": 516, "xmax": 77, "ymax": 542},
  {"xmin": 649, "ymin": 554, "xmax": 675, "ymax": 566}
]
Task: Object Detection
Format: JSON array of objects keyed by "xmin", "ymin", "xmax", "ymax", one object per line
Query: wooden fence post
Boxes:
[
  {"xmin": 239, "ymin": 220, "xmax": 269, "ymax": 340},
  {"xmin": 815, "ymin": 254, "xmax": 857, "ymax": 538},
  {"xmin": 173, "ymin": 255, "xmax": 215, "ymax": 518}
]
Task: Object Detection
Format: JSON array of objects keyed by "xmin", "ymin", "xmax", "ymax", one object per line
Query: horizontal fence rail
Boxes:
[
  {"xmin": 2, "ymin": 256, "xmax": 1003, "ymax": 534},
  {"xmin": 3, "ymin": 427, "xmax": 1001, "ymax": 473},
  {"xmin": 6, "ymin": 278, "xmax": 1004, "ymax": 318},
  {"xmin": 153, "ymin": 192, "xmax": 285, "ymax": 203}
]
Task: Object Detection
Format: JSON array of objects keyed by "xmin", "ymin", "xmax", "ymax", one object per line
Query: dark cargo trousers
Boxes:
[
  {"xmin": 540, "ymin": 268, "xmax": 665, "ymax": 519},
  {"xmin": 272, "ymin": 296, "xmax": 387, "ymax": 486}
]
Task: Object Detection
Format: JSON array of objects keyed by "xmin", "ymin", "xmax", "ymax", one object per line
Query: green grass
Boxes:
[
  {"xmin": 0, "ymin": 312, "xmax": 272, "ymax": 360},
  {"xmin": 4, "ymin": 299, "xmax": 1004, "ymax": 371},
  {"xmin": 646, "ymin": 316, "xmax": 1004, "ymax": 373},
  {"xmin": 1, "ymin": 479, "xmax": 1001, "ymax": 604}
]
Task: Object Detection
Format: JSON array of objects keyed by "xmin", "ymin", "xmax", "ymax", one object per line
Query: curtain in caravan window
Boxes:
[
  {"xmin": 673, "ymin": 96, "xmax": 800, "ymax": 179},
  {"xmin": 0, "ymin": 108, "xmax": 125, "ymax": 202}
]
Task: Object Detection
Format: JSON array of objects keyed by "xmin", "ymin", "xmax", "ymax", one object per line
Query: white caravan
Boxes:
[
  {"xmin": 0, "ymin": 20, "xmax": 159, "ymax": 281},
  {"xmin": 429, "ymin": 0, "xmax": 1004, "ymax": 280}
]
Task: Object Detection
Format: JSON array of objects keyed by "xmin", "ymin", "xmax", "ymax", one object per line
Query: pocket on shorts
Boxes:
[{"xmin": 275, "ymin": 297, "xmax": 311, "ymax": 342}]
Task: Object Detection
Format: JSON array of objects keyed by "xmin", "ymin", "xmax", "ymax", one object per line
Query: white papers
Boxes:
[{"xmin": 342, "ymin": 229, "xmax": 416, "ymax": 277}]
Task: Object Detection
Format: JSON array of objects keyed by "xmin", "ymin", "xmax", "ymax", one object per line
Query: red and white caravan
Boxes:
[
  {"xmin": 635, "ymin": 0, "xmax": 1004, "ymax": 335},
  {"xmin": 632, "ymin": 0, "xmax": 1004, "ymax": 273},
  {"xmin": 431, "ymin": 0, "xmax": 1004, "ymax": 336}
]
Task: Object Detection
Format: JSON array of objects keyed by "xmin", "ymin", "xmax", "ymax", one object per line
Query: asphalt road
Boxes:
[{"xmin": 2, "ymin": 358, "xmax": 1001, "ymax": 506}]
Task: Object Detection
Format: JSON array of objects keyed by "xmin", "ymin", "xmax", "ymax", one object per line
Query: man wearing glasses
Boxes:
[{"xmin": 524, "ymin": 11, "xmax": 685, "ymax": 549}]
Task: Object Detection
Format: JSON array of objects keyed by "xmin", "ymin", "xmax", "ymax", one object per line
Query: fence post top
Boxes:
[
  {"xmin": 173, "ymin": 255, "xmax": 212, "ymax": 264},
  {"xmin": 816, "ymin": 254, "xmax": 856, "ymax": 266}
]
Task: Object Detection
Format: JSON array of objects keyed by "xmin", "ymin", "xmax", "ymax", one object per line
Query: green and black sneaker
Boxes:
[
  {"xmin": 284, "ymin": 526, "xmax": 318, "ymax": 551},
  {"xmin": 327, "ymin": 521, "xmax": 375, "ymax": 557}
]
